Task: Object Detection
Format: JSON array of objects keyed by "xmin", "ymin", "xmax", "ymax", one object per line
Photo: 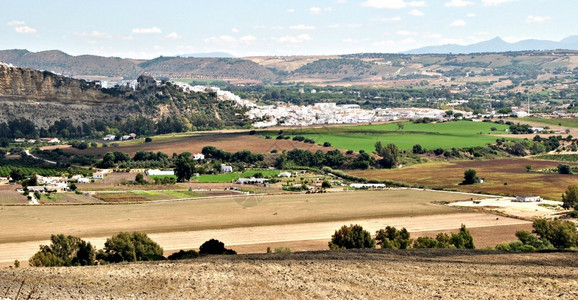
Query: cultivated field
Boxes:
[
  {"xmin": 2, "ymin": 249, "xmax": 576, "ymax": 299},
  {"xmin": 349, "ymin": 158, "xmax": 577, "ymax": 200},
  {"xmin": 63, "ymin": 132, "xmax": 333, "ymax": 157},
  {"xmin": 263, "ymin": 120, "xmax": 513, "ymax": 151}
]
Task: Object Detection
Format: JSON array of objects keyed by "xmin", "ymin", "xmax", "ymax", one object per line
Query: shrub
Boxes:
[
  {"xmin": 532, "ymin": 218, "xmax": 577, "ymax": 249},
  {"xmin": 167, "ymin": 249, "xmax": 199, "ymax": 260},
  {"xmin": 328, "ymin": 224, "xmax": 375, "ymax": 250},
  {"xmin": 274, "ymin": 247, "xmax": 292, "ymax": 253},
  {"xmin": 199, "ymin": 239, "xmax": 237, "ymax": 256},
  {"xmin": 98, "ymin": 232, "xmax": 164, "ymax": 263},
  {"xmin": 562, "ymin": 184, "xmax": 578, "ymax": 210},
  {"xmin": 557, "ymin": 164, "xmax": 573, "ymax": 174},
  {"xmin": 144, "ymin": 137, "xmax": 152, "ymax": 143},
  {"xmin": 462, "ymin": 169, "xmax": 478, "ymax": 185},
  {"xmin": 449, "ymin": 224, "xmax": 475, "ymax": 249},
  {"xmin": 29, "ymin": 234, "xmax": 96, "ymax": 267},
  {"xmin": 375, "ymin": 226, "xmax": 411, "ymax": 249}
]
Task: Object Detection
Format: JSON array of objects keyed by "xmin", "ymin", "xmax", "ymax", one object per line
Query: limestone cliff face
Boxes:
[{"xmin": 0, "ymin": 64, "xmax": 121, "ymax": 104}]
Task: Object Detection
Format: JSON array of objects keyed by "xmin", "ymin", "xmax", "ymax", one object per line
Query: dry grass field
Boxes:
[
  {"xmin": 1, "ymin": 249, "xmax": 576, "ymax": 299},
  {"xmin": 349, "ymin": 158, "xmax": 577, "ymax": 200}
]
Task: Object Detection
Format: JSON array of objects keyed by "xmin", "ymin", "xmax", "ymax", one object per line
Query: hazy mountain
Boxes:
[
  {"xmin": 178, "ymin": 52, "xmax": 235, "ymax": 58},
  {"xmin": 404, "ymin": 36, "xmax": 578, "ymax": 54}
]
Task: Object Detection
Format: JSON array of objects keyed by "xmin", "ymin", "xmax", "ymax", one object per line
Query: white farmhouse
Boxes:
[
  {"xmin": 221, "ymin": 164, "xmax": 233, "ymax": 173},
  {"xmin": 513, "ymin": 195, "xmax": 542, "ymax": 202},
  {"xmin": 146, "ymin": 169, "xmax": 175, "ymax": 176},
  {"xmin": 193, "ymin": 153, "xmax": 205, "ymax": 160}
]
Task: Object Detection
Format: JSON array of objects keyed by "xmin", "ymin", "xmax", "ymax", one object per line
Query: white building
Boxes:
[
  {"xmin": 221, "ymin": 164, "xmax": 233, "ymax": 173},
  {"xmin": 103, "ymin": 134, "xmax": 116, "ymax": 141},
  {"xmin": 145, "ymin": 169, "xmax": 175, "ymax": 176},
  {"xmin": 193, "ymin": 153, "xmax": 205, "ymax": 160},
  {"xmin": 236, "ymin": 177, "xmax": 269, "ymax": 184},
  {"xmin": 350, "ymin": 183, "xmax": 386, "ymax": 189},
  {"xmin": 513, "ymin": 195, "xmax": 542, "ymax": 202},
  {"xmin": 93, "ymin": 172, "xmax": 104, "ymax": 180},
  {"xmin": 76, "ymin": 177, "xmax": 91, "ymax": 183},
  {"xmin": 278, "ymin": 172, "xmax": 292, "ymax": 178}
]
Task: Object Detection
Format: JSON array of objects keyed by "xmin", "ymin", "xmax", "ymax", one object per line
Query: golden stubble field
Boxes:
[{"xmin": 0, "ymin": 189, "xmax": 534, "ymax": 267}]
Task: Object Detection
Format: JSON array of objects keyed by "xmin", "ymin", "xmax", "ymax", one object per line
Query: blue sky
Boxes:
[{"xmin": 1, "ymin": 0, "xmax": 574, "ymax": 58}]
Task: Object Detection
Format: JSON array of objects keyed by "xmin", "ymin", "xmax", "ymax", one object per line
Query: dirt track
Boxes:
[{"xmin": 1, "ymin": 249, "xmax": 576, "ymax": 299}]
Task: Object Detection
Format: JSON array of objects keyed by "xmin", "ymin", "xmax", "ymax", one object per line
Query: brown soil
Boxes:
[
  {"xmin": 349, "ymin": 158, "xmax": 578, "ymax": 200},
  {"xmin": 1, "ymin": 249, "xmax": 576, "ymax": 299},
  {"xmin": 62, "ymin": 133, "xmax": 332, "ymax": 157}
]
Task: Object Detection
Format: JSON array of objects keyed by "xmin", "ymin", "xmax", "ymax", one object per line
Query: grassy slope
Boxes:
[
  {"xmin": 520, "ymin": 117, "xmax": 578, "ymax": 128},
  {"xmin": 198, "ymin": 170, "xmax": 280, "ymax": 183}
]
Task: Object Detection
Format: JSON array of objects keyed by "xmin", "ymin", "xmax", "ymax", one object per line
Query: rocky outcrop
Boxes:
[{"xmin": 0, "ymin": 64, "xmax": 122, "ymax": 104}]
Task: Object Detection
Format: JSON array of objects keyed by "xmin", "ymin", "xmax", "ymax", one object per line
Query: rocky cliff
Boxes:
[{"xmin": 0, "ymin": 64, "xmax": 122, "ymax": 104}]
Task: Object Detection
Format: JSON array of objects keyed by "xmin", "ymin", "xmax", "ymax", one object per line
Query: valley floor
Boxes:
[{"xmin": 1, "ymin": 249, "xmax": 576, "ymax": 299}]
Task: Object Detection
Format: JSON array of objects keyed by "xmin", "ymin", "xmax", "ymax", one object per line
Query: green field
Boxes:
[
  {"xmin": 267, "ymin": 121, "xmax": 512, "ymax": 152},
  {"xmin": 520, "ymin": 117, "xmax": 578, "ymax": 128},
  {"xmin": 198, "ymin": 170, "xmax": 281, "ymax": 183}
]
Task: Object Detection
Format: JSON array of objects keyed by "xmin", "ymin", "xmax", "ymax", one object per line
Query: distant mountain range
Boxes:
[
  {"xmin": 177, "ymin": 52, "xmax": 235, "ymax": 58},
  {"xmin": 404, "ymin": 36, "xmax": 578, "ymax": 54}
]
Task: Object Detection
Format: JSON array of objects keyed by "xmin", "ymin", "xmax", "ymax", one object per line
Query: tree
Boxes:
[
  {"xmin": 9, "ymin": 168, "xmax": 25, "ymax": 182},
  {"xmin": 98, "ymin": 232, "xmax": 164, "ymax": 263},
  {"xmin": 449, "ymin": 224, "xmax": 475, "ymax": 249},
  {"xmin": 328, "ymin": 224, "xmax": 375, "ymax": 250},
  {"xmin": 321, "ymin": 180, "xmax": 331, "ymax": 189},
  {"xmin": 375, "ymin": 226, "xmax": 411, "ymax": 249},
  {"xmin": 462, "ymin": 169, "xmax": 478, "ymax": 185},
  {"xmin": 199, "ymin": 239, "xmax": 236, "ymax": 255},
  {"xmin": 562, "ymin": 184, "xmax": 578, "ymax": 210},
  {"xmin": 532, "ymin": 218, "xmax": 577, "ymax": 249},
  {"xmin": 134, "ymin": 173, "xmax": 147, "ymax": 185},
  {"xmin": 29, "ymin": 234, "xmax": 95, "ymax": 267},
  {"xmin": 376, "ymin": 142, "xmax": 399, "ymax": 169},
  {"xmin": 557, "ymin": 164, "xmax": 573, "ymax": 175},
  {"xmin": 174, "ymin": 153, "xmax": 194, "ymax": 182},
  {"xmin": 412, "ymin": 144, "xmax": 424, "ymax": 154}
]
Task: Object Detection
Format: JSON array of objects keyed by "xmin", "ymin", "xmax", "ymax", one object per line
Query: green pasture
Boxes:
[
  {"xmin": 197, "ymin": 170, "xmax": 281, "ymax": 183},
  {"xmin": 266, "ymin": 121, "xmax": 513, "ymax": 152}
]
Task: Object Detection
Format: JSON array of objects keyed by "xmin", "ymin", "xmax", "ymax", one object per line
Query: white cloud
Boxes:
[
  {"xmin": 337, "ymin": 0, "xmax": 347, "ymax": 3},
  {"xmin": 526, "ymin": 15, "xmax": 550, "ymax": 24},
  {"xmin": 14, "ymin": 26, "xmax": 37, "ymax": 34},
  {"xmin": 275, "ymin": 34, "xmax": 313, "ymax": 44},
  {"xmin": 401, "ymin": 38, "xmax": 417, "ymax": 44},
  {"xmin": 204, "ymin": 35, "xmax": 236, "ymax": 44},
  {"xmin": 449, "ymin": 19, "xmax": 466, "ymax": 27},
  {"xmin": 373, "ymin": 40, "xmax": 396, "ymax": 47},
  {"xmin": 231, "ymin": 28, "xmax": 239, "ymax": 33},
  {"xmin": 74, "ymin": 31, "xmax": 111, "ymax": 39},
  {"xmin": 289, "ymin": 25, "xmax": 316, "ymax": 30},
  {"xmin": 396, "ymin": 30, "xmax": 417, "ymax": 36},
  {"xmin": 131, "ymin": 27, "xmax": 162, "ymax": 34},
  {"xmin": 374, "ymin": 17, "xmax": 402, "ymax": 22},
  {"xmin": 253, "ymin": 25, "xmax": 267, "ymax": 29},
  {"xmin": 466, "ymin": 13, "xmax": 476, "ymax": 17},
  {"xmin": 309, "ymin": 7, "xmax": 322, "ymax": 14},
  {"xmin": 7, "ymin": 20, "xmax": 26, "ymax": 26},
  {"xmin": 408, "ymin": 9, "xmax": 424, "ymax": 16},
  {"xmin": 445, "ymin": 0, "xmax": 473, "ymax": 7},
  {"xmin": 482, "ymin": 0, "xmax": 517, "ymax": 6},
  {"xmin": 309, "ymin": 6, "xmax": 332, "ymax": 14},
  {"xmin": 287, "ymin": 8, "xmax": 295, "ymax": 13},
  {"xmin": 328, "ymin": 24, "xmax": 340, "ymax": 28},
  {"xmin": 166, "ymin": 32, "xmax": 182, "ymax": 39},
  {"xmin": 346, "ymin": 23, "xmax": 363, "ymax": 28},
  {"xmin": 361, "ymin": 0, "xmax": 426, "ymax": 9},
  {"xmin": 239, "ymin": 35, "xmax": 257, "ymax": 44}
]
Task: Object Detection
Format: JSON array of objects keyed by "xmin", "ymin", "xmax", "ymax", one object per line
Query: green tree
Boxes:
[
  {"xmin": 134, "ymin": 173, "xmax": 147, "ymax": 185},
  {"xmin": 449, "ymin": 224, "xmax": 475, "ymax": 249},
  {"xmin": 562, "ymin": 184, "xmax": 578, "ymax": 210},
  {"xmin": 174, "ymin": 152, "xmax": 195, "ymax": 182},
  {"xmin": 375, "ymin": 226, "xmax": 411, "ymax": 249},
  {"xmin": 375, "ymin": 142, "xmax": 399, "ymax": 168},
  {"xmin": 328, "ymin": 224, "xmax": 376, "ymax": 250},
  {"xmin": 199, "ymin": 239, "xmax": 236, "ymax": 255},
  {"xmin": 462, "ymin": 169, "xmax": 478, "ymax": 185},
  {"xmin": 557, "ymin": 164, "xmax": 573, "ymax": 175},
  {"xmin": 321, "ymin": 180, "xmax": 331, "ymax": 189},
  {"xmin": 532, "ymin": 218, "xmax": 577, "ymax": 249},
  {"xmin": 9, "ymin": 168, "xmax": 26, "ymax": 182},
  {"xmin": 98, "ymin": 232, "xmax": 164, "ymax": 263},
  {"xmin": 167, "ymin": 249, "xmax": 199, "ymax": 260},
  {"xmin": 29, "ymin": 234, "xmax": 95, "ymax": 267}
]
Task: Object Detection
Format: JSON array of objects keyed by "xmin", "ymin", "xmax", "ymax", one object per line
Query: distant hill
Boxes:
[
  {"xmin": 404, "ymin": 36, "xmax": 578, "ymax": 54},
  {"xmin": 178, "ymin": 52, "xmax": 235, "ymax": 58}
]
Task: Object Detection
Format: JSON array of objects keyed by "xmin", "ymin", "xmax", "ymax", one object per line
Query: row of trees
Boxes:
[
  {"xmin": 30, "ymin": 232, "xmax": 236, "ymax": 267},
  {"xmin": 328, "ymin": 224, "xmax": 475, "ymax": 250}
]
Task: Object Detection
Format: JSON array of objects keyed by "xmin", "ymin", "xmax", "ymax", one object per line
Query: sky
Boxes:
[{"xmin": 1, "ymin": 0, "xmax": 575, "ymax": 59}]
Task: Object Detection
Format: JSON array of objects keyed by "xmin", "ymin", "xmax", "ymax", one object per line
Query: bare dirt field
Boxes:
[
  {"xmin": 1, "ymin": 249, "xmax": 576, "ymax": 299},
  {"xmin": 349, "ymin": 158, "xmax": 577, "ymax": 200},
  {"xmin": 63, "ymin": 132, "xmax": 333, "ymax": 157}
]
